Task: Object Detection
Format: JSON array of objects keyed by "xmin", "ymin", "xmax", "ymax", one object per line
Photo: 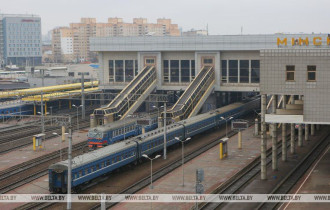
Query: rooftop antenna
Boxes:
[{"xmin": 207, "ymin": 24, "xmax": 209, "ymax": 35}]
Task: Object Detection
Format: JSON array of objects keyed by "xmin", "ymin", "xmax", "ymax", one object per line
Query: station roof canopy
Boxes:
[
  {"xmin": 0, "ymin": 81, "xmax": 98, "ymax": 98},
  {"xmin": 22, "ymin": 87, "xmax": 100, "ymax": 102}
]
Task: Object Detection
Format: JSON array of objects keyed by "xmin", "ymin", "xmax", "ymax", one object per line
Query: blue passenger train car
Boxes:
[
  {"xmin": 87, "ymin": 114, "xmax": 158, "ymax": 148},
  {"xmin": 49, "ymin": 97, "xmax": 260, "ymax": 193},
  {"xmin": 0, "ymin": 102, "xmax": 33, "ymax": 120}
]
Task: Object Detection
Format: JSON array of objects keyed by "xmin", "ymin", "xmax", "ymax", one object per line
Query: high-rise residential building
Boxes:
[
  {"xmin": 51, "ymin": 18, "xmax": 181, "ymax": 63},
  {"xmin": 0, "ymin": 14, "xmax": 42, "ymax": 67}
]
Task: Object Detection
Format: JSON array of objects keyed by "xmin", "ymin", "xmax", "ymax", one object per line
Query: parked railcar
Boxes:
[
  {"xmin": 0, "ymin": 103, "xmax": 33, "ymax": 120},
  {"xmin": 49, "ymin": 97, "xmax": 260, "ymax": 193},
  {"xmin": 87, "ymin": 114, "xmax": 158, "ymax": 148}
]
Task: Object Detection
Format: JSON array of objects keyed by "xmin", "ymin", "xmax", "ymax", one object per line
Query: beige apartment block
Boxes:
[{"xmin": 51, "ymin": 18, "xmax": 180, "ymax": 63}]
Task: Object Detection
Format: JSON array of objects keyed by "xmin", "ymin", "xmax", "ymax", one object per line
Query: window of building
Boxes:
[
  {"xmin": 251, "ymin": 60, "xmax": 260, "ymax": 83},
  {"xmin": 221, "ymin": 60, "xmax": 227, "ymax": 82},
  {"xmin": 240, "ymin": 60, "xmax": 249, "ymax": 83},
  {"xmin": 191, "ymin": 60, "xmax": 195, "ymax": 80},
  {"xmin": 181, "ymin": 60, "xmax": 190, "ymax": 82},
  {"xmin": 286, "ymin": 65, "xmax": 295, "ymax": 81},
  {"xmin": 145, "ymin": 58, "xmax": 155, "ymax": 65},
  {"xmin": 115, "ymin": 60, "xmax": 124, "ymax": 82},
  {"xmin": 109, "ymin": 60, "xmax": 114, "ymax": 82},
  {"xmin": 125, "ymin": 60, "xmax": 134, "ymax": 82},
  {"xmin": 229, "ymin": 60, "xmax": 238, "ymax": 83},
  {"xmin": 134, "ymin": 60, "xmax": 138, "ymax": 76},
  {"xmin": 170, "ymin": 60, "xmax": 179, "ymax": 82},
  {"xmin": 163, "ymin": 60, "xmax": 169, "ymax": 82},
  {"xmin": 68, "ymin": 72, "xmax": 74, "ymax": 77},
  {"xmin": 307, "ymin": 65, "xmax": 316, "ymax": 81}
]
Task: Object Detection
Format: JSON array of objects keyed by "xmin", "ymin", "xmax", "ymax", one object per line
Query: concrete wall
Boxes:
[{"xmin": 260, "ymin": 49, "xmax": 330, "ymax": 123}]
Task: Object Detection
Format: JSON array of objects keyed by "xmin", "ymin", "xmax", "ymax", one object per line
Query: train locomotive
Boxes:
[
  {"xmin": 87, "ymin": 114, "xmax": 158, "ymax": 148},
  {"xmin": 49, "ymin": 97, "xmax": 260, "ymax": 193}
]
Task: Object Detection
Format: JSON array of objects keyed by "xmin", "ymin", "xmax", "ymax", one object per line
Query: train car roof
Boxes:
[
  {"xmin": 88, "ymin": 118, "xmax": 137, "ymax": 133},
  {"xmin": 49, "ymin": 140, "xmax": 137, "ymax": 170}
]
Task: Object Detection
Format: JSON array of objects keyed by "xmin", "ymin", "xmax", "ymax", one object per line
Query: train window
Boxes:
[
  {"xmin": 116, "ymin": 156, "xmax": 120, "ymax": 161},
  {"xmin": 101, "ymin": 162, "xmax": 104, "ymax": 168},
  {"xmin": 85, "ymin": 168, "xmax": 88, "ymax": 175},
  {"xmin": 107, "ymin": 159, "xmax": 110, "ymax": 165},
  {"xmin": 96, "ymin": 165, "xmax": 99, "ymax": 170},
  {"xmin": 112, "ymin": 158, "xmax": 115, "ymax": 164},
  {"xmin": 79, "ymin": 170, "xmax": 83, "ymax": 177}
]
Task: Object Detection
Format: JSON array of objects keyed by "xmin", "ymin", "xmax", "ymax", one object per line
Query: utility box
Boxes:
[
  {"xmin": 219, "ymin": 137, "xmax": 229, "ymax": 159},
  {"xmin": 33, "ymin": 133, "xmax": 45, "ymax": 151}
]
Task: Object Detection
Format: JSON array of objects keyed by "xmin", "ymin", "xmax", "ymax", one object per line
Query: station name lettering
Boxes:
[{"xmin": 277, "ymin": 37, "xmax": 330, "ymax": 46}]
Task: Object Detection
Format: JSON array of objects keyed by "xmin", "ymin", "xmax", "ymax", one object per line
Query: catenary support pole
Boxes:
[
  {"xmin": 67, "ymin": 116, "xmax": 72, "ymax": 210},
  {"xmin": 282, "ymin": 95, "xmax": 287, "ymax": 161},
  {"xmin": 261, "ymin": 94, "xmax": 267, "ymax": 180},
  {"xmin": 81, "ymin": 74, "xmax": 85, "ymax": 119},
  {"xmin": 163, "ymin": 103, "xmax": 167, "ymax": 160}
]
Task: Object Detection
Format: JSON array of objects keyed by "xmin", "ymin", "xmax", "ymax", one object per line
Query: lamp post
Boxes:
[
  {"xmin": 38, "ymin": 111, "xmax": 49, "ymax": 147},
  {"xmin": 72, "ymin": 104, "xmax": 83, "ymax": 131},
  {"xmin": 53, "ymin": 132, "xmax": 68, "ymax": 161},
  {"xmin": 142, "ymin": 154, "xmax": 161, "ymax": 189},
  {"xmin": 118, "ymin": 114, "xmax": 132, "ymax": 140},
  {"xmin": 161, "ymin": 104, "xmax": 167, "ymax": 159},
  {"xmin": 174, "ymin": 136, "xmax": 191, "ymax": 186},
  {"xmin": 221, "ymin": 116, "xmax": 233, "ymax": 137}
]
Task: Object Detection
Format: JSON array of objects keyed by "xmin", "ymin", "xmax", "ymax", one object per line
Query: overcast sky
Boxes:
[{"xmin": 2, "ymin": 0, "xmax": 330, "ymax": 35}]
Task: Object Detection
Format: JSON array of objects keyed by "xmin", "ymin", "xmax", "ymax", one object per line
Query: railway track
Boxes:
[
  {"xmin": 257, "ymin": 132, "xmax": 330, "ymax": 210},
  {"xmin": 0, "ymin": 120, "xmax": 90, "ymax": 155},
  {"xmin": 16, "ymin": 116, "xmax": 258, "ymax": 210},
  {"xmin": 0, "ymin": 141, "xmax": 89, "ymax": 194},
  {"xmin": 199, "ymin": 129, "xmax": 330, "ymax": 210}
]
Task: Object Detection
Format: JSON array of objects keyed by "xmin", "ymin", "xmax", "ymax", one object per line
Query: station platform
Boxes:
[
  {"xmin": 218, "ymin": 126, "xmax": 329, "ymax": 210},
  {"xmin": 0, "ymin": 128, "xmax": 89, "ymax": 210},
  {"xmin": 0, "ymin": 128, "xmax": 89, "ymax": 172},
  {"xmin": 280, "ymin": 144, "xmax": 330, "ymax": 210},
  {"xmin": 113, "ymin": 125, "xmax": 274, "ymax": 210}
]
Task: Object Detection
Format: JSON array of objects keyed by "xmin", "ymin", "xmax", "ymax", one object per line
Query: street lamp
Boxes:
[
  {"xmin": 72, "ymin": 104, "xmax": 83, "ymax": 131},
  {"xmin": 221, "ymin": 116, "xmax": 233, "ymax": 137},
  {"xmin": 142, "ymin": 154, "xmax": 161, "ymax": 189},
  {"xmin": 160, "ymin": 104, "xmax": 167, "ymax": 160},
  {"xmin": 53, "ymin": 132, "xmax": 69, "ymax": 161},
  {"xmin": 118, "ymin": 114, "xmax": 132, "ymax": 140},
  {"xmin": 174, "ymin": 136, "xmax": 191, "ymax": 186}
]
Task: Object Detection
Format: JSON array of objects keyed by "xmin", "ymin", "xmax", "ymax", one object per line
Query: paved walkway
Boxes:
[
  {"xmin": 0, "ymin": 128, "xmax": 89, "ymax": 172},
  {"xmin": 114, "ymin": 126, "xmax": 273, "ymax": 210}
]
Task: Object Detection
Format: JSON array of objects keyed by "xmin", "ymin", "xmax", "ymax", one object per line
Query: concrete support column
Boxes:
[
  {"xmin": 261, "ymin": 94, "xmax": 267, "ymax": 180},
  {"xmin": 305, "ymin": 124, "xmax": 309, "ymax": 141},
  {"xmin": 238, "ymin": 130, "xmax": 242, "ymax": 149},
  {"xmin": 272, "ymin": 123, "xmax": 278, "ymax": 170},
  {"xmin": 271, "ymin": 95, "xmax": 277, "ymax": 170},
  {"xmin": 311, "ymin": 124, "xmax": 315, "ymax": 136},
  {"xmin": 290, "ymin": 123, "xmax": 295, "ymax": 154},
  {"xmin": 298, "ymin": 124, "xmax": 303, "ymax": 147},
  {"xmin": 282, "ymin": 123, "xmax": 287, "ymax": 161}
]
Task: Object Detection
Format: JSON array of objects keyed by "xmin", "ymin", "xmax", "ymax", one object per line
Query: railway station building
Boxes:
[{"xmin": 90, "ymin": 33, "xmax": 330, "ymax": 119}]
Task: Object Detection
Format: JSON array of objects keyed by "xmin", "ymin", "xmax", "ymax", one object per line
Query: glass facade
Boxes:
[
  {"xmin": 125, "ymin": 60, "xmax": 134, "ymax": 82},
  {"xmin": 163, "ymin": 59, "xmax": 195, "ymax": 83},
  {"xmin": 108, "ymin": 59, "xmax": 138, "ymax": 82},
  {"xmin": 181, "ymin": 60, "xmax": 190, "ymax": 82},
  {"xmin": 170, "ymin": 60, "xmax": 179, "ymax": 82},
  {"xmin": 221, "ymin": 59, "xmax": 260, "ymax": 84},
  {"xmin": 229, "ymin": 60, "xmax": 238, "ymax": 83},
  {"xmin": 251, "ymin": 60, "xmax": 260, "ymax": 83},
  {"xmin": 240, "ymin": 60, "xmax": 249, "ymax": 83}
]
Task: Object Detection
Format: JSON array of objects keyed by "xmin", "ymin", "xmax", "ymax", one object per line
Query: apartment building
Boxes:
[{"xmin": 51, "ymin": 18, "xmax": 181, "ymax": 63}]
